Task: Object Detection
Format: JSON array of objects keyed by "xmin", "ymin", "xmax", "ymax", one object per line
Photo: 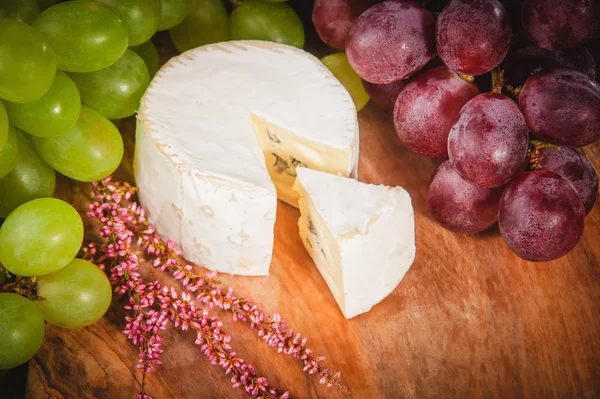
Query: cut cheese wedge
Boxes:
[
  {"xmin": 293, "ymin": 168, "xmax": 416, "ymax": 318},
  {"xmin": 134, "ymin": 40, "xmax": 359, "ymax": 276}
]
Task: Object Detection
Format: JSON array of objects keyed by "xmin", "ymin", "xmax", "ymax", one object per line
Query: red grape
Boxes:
[
  {"xmin": 448, "ymin": 93, "xmax": 529, "ymax": 188},
  {"xmin": 427, "ymin": 160, "xmax": 503, "ymax": 234},
  {"xmin": 499, "ymin": 170, "xmax": 585, "ymax": 262},
  {"xmin": 346, "ymin": 1, "xmax": 436, "ymax": 84},
  {"xmin": 522, "ymin": 0, "xmax": 600, "ymax": 50},
  {"xmin": 312, "ymin": 0, "xmax": 380, "ymax": 49},
  {"xmin": 519, "ymin": 69, "xmax": 600, "ymax": 147},
  {"xmin": 393, "ymin": 66, "xmax": 479, "ymax": 157},
  {"xmin": 362, "ymin": 79, "xmax": 406, "ymax": 111},
  {"xmin": 436, "ymin": 0, "xmax": 511, "ymax": 76},
  {"xmin": 502, "ymin": 45, "xmax": 596, "ymax": 87},
  {"xmin": 538, "ymin": 147, "xmax": 598, "ymax": 214}
]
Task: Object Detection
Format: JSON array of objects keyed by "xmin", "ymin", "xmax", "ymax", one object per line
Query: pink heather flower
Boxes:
[{"xmin": 84, "ymin": 178, "xmax": 350, "ymax": 398}]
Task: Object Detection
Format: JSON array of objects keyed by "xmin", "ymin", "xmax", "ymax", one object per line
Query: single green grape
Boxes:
[
  {"xmin": 4, "ymin": 71, "xmax": 81, "ymax": 138},
  {"xmin": 37, "ymin": 0, "xmax": 57, "ymax": 10},
  {"xmin": 0, "ymin": 128, "xmax": 56, "ymax": 218},
  {"xmin": 0, "ymin": 19, "xmax": 57, "ymax": 103},
  {"xmin": 130, "ymin": 40, "xmax": 160, "ymax": 77},
  {"xmin": 158, "ymin": 0, "xmax": 189, "ymax": 31},
  {"xmin": 321, "ymin": 53, "xmax": 370, "ymax": 111},
  {"xmin": 69, "ymin": 50, "xmax": 150, "ymax": 119},
  {"xmin": 32, "ymin": 106, "xmax": 124, "ymax": 182},
  {"xmin": 32, "ymin": 1, "xmax": 129, "ymax": 73},
  {"xmin": 96, "ymin": 0, "xmax": 161, "ymax": 46},
  {"xmin": 0, "ymin": 0, "xmax": 40, "ymax": 24},
  {"xmin": 0, "ymin": 125, "xmax": 19, "ymax": 179},
  {"xmin": 0, "ymin": 102, "xmax": 7, "ymax": 151},
  {"xmin": 230, "ymin": 0, "xmax": 304, "ymax": 48},
  {"xmin": 0, "ymin": 293, "xmax": 45, "ymax": 370},
  {"xmin": 36, "ymin": 259, "xmax": 112, "ymax": 329},
  {"xmin": 169, "ymin": 0, "xmax": 229, "ymax": 53},
  {"xmin": 0, "ymin": 198, "xmax": 83, "ymax": 277}
]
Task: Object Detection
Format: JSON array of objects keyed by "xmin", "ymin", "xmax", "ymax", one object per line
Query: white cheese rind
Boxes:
[
  {"xmin": 135, "ymin": 40, "xmax": 358, "ymax": 276},
  {"xmin": 294, "ymin": 168, "xmax": 416, "ymax": 318}
]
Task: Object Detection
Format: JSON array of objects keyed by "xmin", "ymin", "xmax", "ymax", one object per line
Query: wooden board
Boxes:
[
  {"xmin": 25, "ymin": 101, "xmax": 600, "ymax": 399},
  {"xmin": 24, "ymin": 26, "xmax": 600, "ymax": 399}
]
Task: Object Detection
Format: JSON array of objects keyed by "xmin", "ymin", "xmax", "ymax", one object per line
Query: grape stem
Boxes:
[
  {"xmin": 458, "ymin": 73, "xmax": 475, "ymax": 83},
  {"xmin": 491, "ymin": 68, "xmax": 505, "ymax": 94},
  {"xmin": 0, "ymin": 268, "xmax": 41, "ymax": 301},
  {"xmin": 490, "ymin": 68, "xmax": 522, "ymax": 100},
  {"xmin": 527, "ymin": 140, "xmax": 561, "ymax": 170}
]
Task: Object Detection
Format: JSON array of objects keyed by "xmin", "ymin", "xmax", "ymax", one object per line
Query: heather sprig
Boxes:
[
  {"xmin": 84, "ymin": 180, "xmax": 286, "ymax": 399},
  {"xmin": 85, "ymin": 177, "xmax": 349, "ymax": 398}
]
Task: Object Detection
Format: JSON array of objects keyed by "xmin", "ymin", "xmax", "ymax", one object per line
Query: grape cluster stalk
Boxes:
[{"xmin": 313, "ymin": 0, "xmax": 600, "ymax": 262}]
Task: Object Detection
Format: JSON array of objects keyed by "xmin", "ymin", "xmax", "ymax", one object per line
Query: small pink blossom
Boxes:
[{"xmin": 84, "ymin": 178, "xmax": 350, "ymax": 399}]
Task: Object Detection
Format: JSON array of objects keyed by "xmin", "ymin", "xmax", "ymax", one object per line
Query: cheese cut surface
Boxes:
[
  {"xmin": 135, "ymin": 40, "xmax": 359, "ymax": 276},
  {"xmin": 293, "ymin": 168, "xmax": 416, "ymax": 318}
]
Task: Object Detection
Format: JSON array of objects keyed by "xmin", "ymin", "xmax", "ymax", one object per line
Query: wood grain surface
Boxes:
[
  {"xmin": 25, "ymin": 100, "xmax": 600, "ymax": 399},
  {"xmin": 24, "ymin": 13, "xmax": 600, "ymax": 399}
]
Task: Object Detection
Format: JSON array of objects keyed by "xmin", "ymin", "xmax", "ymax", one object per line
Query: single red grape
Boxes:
[
  {"xmin": 520, "ymin": 69, "xmax": 600, "ymax": 147},
  {"xmin": 448, "ymin": 93, "xmax": 529, "ymax": 188},
  {"xmin": 499, "ymin": 170, "xmax": 585, "ymax": 262},
  {"xmin": 427, "ymin": 160, "xmax": 504, "ymax": 234},
  {"xmin": 436, "ymin": 0, "xmax": 511, "ymax": 76},
  {"xmin": 346, "ymin": 1, "xmax": 436, "ymax": 84},
  {"xmin": 522, "ymin": 0, "xmax": 600, "ymax": 50},
  {"xmin": 394, "ymin": 66, "xmax": 479, "ymax": 157},
  {"xmin": 538, "ymin": 147, "xmax": 598, "ymax": 214},
  {"xmin": 362, "ymin": 79, "xmax": 406, "ymax": 111},
  {"xmin": 312, "ymin": 0, "xmax": 380, "ymax": 49}
]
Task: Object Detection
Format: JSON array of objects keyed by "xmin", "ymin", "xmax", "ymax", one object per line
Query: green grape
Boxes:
[
  {"xmin": 169, "ymin": 0, "xmax": 229, "ymax": 53},
  {"xmin": 230, "ymin": 0, "xmax": 304, "ymax": 48},
  {"xmin": 37, "ymin": 0, "xmax": 57, "ymax": 10},
  {"xmin": 32, "ymin": 1, "xmax": 129, "ymax": 73},
  {"xmin": 158, "ymin": 0, "xmax": 189, "ymax": 31},
  {"xmin": 32, "ymin": 106, "xmax": 124, "ymax": 182},
  {"xmin": 0, "ymin": 102, "xmax": 7, "ymax": 151},
  {"xmin": 36, "ymin": 259, "xmax": 112, "ymax": 329},
  {"xmin": 130, "ymin": 40, "xmax": 160, "ymax": 77},
  {"xmin": 0, "ymin": 293, "xmax": 45, "ymax": 370},
  {"xmin": 0, "ymin": 125, "xmax": 19, "ymax": 179},
  {"xmin": 0, "ymin": 129, "xmax": 55, "ymax": 218},
  {"xmin": 96, "ymin": 0, "xmax": 161, "ymax": 46},
  {"xmin": 0, "ymin": 0, "xmax": 40, "ymax": 24},
  {"xmin": 4, "ymin": 71, "xmax": 81, "ymax": 138},
  {"xmin": 321, "ymin": 53, "xmax": 370, "ymax": 112},
  {"xmin": 0, "ymin": 198, "xmax": 83, "ymax": 277},
  {"xmin": 0, "ymin": 19, "xmax": 57, "ymax": 103},
  {"xmin": 69, "ymin": 50, "xmax": 150, "ymax": 119}
]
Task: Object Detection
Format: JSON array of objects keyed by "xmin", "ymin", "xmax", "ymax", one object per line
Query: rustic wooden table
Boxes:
[{"xmin": 18, "ymin": 5, "xmax": 600, "ymax": 398}]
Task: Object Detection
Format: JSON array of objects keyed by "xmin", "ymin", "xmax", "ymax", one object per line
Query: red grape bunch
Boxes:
[{"xmin": 313, "ymin": 0, "xmax": 600, "ymax": 262}]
